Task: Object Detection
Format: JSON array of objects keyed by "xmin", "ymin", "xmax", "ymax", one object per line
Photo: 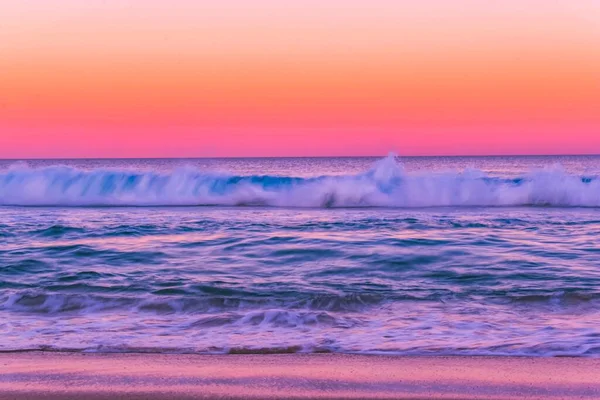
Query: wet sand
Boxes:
[{"xmin": 1, "ymin": 352, "xmax": 599, "ymax": 399}]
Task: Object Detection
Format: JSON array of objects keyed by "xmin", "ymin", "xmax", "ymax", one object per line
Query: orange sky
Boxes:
[{"xmin": 1, "ymin": 0, "xmax": 599, "ymax": 157}]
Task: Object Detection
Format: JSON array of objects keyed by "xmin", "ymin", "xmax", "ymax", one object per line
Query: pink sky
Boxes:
[{"xmin": 1, "ymin": 0, "xmax": 599, "ymax": 157}]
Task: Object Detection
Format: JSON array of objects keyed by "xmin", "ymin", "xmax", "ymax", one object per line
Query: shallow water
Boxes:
[{"xmin": 1, "ymin": 155, "xmax": 600, "ymax": 355}]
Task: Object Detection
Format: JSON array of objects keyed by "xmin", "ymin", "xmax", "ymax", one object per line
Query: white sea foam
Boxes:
[{"xmin": 1, "ymin": 154, "xmax": 599, "ymax": 207}]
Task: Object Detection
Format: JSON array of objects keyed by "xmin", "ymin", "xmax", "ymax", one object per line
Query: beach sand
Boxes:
[{"xmin": 1, "ymin": 352, "xmax": 599, "ymax": 399}]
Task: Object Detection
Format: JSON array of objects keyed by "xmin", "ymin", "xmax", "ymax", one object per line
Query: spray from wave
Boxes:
[{"xmin": 1, "ymin": 154, "xmax": 599, "ymax": 207}]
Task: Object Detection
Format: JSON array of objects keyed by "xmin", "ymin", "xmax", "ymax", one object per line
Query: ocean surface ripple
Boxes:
[{"xmin": 1, "ymin": 155, "xmax": 600, "ymax": 356}]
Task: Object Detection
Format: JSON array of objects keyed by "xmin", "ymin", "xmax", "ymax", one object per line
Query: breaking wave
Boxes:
[{"xmin": 1, "ymin": 154, "xmax": 599, "ymax": 207}]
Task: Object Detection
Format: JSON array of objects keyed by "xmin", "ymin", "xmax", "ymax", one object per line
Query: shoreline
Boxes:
[
  {"xmin": 0, "ymin": 348, "xmax": 598, "ymax": 356},
  {"xmin": 1, "ymin": 352, "xmax": 600, "ymax": 399}
]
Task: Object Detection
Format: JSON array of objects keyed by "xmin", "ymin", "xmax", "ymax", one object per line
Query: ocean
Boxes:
[{"xmin": 1, "ymin": 154, "xmax": 600, "ymax": 356}]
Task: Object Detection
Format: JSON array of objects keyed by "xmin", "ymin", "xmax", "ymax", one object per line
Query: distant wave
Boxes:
[{"xmin": 1, "ymin": 154, "xmax": 599, "ymax": 207}]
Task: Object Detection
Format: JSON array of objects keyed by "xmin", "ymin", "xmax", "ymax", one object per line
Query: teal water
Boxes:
[{"xmin": 1, "ymin": 155, "xmax": 600, "ymax": 355}]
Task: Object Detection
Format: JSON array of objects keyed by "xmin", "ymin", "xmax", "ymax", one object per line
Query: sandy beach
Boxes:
[{"xmin": 0, "ymin": 353, "xmax": 599, "ymax": 399}]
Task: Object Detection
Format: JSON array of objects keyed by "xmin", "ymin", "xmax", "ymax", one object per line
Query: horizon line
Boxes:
[{"xmin": 1, "ymin": 153, "xmax": 600, "ymax": 161}]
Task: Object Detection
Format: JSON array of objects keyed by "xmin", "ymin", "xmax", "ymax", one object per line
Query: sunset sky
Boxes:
[{"xmin": 1, "ymin": 0, "xmax": 599, "ymax": 158}]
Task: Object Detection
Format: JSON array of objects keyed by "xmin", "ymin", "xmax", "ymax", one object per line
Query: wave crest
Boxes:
[{"xmin": 1, "ymin": 155, "xmax": 599, "ymax": 207}]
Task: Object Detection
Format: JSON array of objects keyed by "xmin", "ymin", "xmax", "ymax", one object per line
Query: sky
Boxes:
[{"xmin": 1, "ymin": 0, "xmax": 599, "ymax": 158}]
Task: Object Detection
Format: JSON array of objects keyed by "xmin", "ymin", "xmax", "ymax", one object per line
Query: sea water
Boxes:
[{"xmin": 1, "ymin": 155, "xmax": 600, "ymax": 355}]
